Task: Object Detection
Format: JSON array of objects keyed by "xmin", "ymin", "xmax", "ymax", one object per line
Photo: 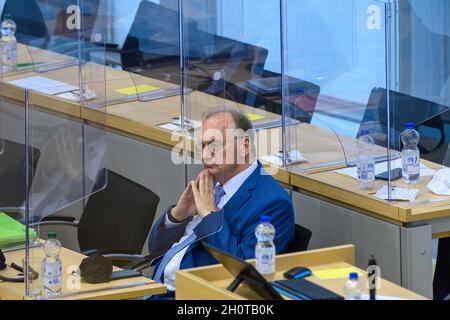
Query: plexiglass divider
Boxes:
[
  {"xmin": 280, "ymin": 0, "xmax": 408, "ymax": 205},
  {"xmin": 0, "ymin": 40, "xmax": 36, "ymax": 257},
  {"xmin": 20, "ymin": 0, "xmax": 107, "ymax": 299},
  {"xmin": 0, "ymin": 0, "xmax": 446, "ymax": 299},
  {"xmin": 386, "ymin": 0, "xmax": 450, "ymax": 206}
]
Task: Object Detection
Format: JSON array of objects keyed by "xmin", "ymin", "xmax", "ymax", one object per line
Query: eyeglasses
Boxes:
[{"xmin": 200, "ymin": 140, "xmax": 225, "ymax": 154}]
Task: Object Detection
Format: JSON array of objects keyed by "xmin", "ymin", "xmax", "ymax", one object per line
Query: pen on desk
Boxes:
[
  {"xmin": 17, "ymin": 61, "xmax": 45, "ymax": 68},
  {"xmin": 368, "ymin": 255, "xmax": 377, "ymax": 301}
]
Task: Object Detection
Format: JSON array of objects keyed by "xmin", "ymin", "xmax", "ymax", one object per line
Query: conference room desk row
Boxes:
[
  {"xmin": 176, "ymin": 245, "xmax": 426, "ymax": 300},
  {"xmin": 0, "ymin": 244, "xmax": 423, "ymax": 300},
  {"xmin": 1, "ymin": 45, "xmax": 449, "ymax": 298}
]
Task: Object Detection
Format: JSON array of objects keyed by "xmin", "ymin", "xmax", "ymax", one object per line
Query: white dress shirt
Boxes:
[{"xmin": 162, "ymin": 161, "xmax": 259, "ymax": 291}]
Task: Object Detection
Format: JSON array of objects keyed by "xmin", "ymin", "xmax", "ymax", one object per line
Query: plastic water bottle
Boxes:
[
  {"xmin": 401, "ymin": 123, "xmax": 420, "ymax": 184},
  {"xmin": 357, "ymin": 130, "xmax": 375, "ymax": 190},
  {"xmin": 42, "ymin": 232, "xmax": 62, "ymax": 297},
  {"xmin": 343, "ymin": 272, "xmax": 363, "ymax": 300},
  {"xmin": 1, "ymin": 15, "xmax": 17, "ymax": 71},
  {"xmin": 255, "ymin": 216, "xmax": 276, "ymax": 282}
]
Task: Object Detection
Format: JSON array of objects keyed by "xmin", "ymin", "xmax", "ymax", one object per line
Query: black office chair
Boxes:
[
  {"xmin": 284, "ymin": 224, "xmax": 312, "ymax": 254},
  {"xmin": 0, "ymin": 140, "xmax": 41, "ymax": 215},
  {"xmin": 120, "ymin": 0, "xmax": 196, "ymax": 72},
  {"xmin": 433, "ymin": 237, "xmax": 450, "ymax": 300},
  {"xmin": 360, "ymin": 87, "xmax": 450, "ymax": 165},
  {"xmin": 187, "ymin": 33, "xmax": 269, "ymax": 98},
  {"xmin": 117, "ymin": 1, "xmax": 269, "ymax": 96},
  {"xmin": 3, "ymin": 0, "xmax": 103, "ymax": 61},
  {"xmin": 2, "ymin": 0, "xmax": 49, "ymax": 45},
  {"xmin": 37, "ymin": 170, "xmax": 160, "ymax": 267}
]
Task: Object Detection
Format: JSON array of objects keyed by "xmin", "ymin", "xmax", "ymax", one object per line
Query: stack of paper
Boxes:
[
  {"xmin": 0, "ymin": 212, "xmax": 37, "ymax": 248},
  {"xmin": 374, "ymin": 186, "xmax": 420, "ymax": 202},
  {"xmin": 260, "ymin": 150, "xmax": 307, "ymax": 166},
  {"xmin": 8, "ymin": 76, "xmax": 79, "ymax": 95}
]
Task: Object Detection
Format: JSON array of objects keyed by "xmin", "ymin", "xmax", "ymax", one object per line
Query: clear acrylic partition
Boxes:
[
  {"xmin": 0, "ymin": 42, "xmax": 37, "ymax": 257},
  {"xmin": 181, "ymin": 0, "xmax": 283, "ymax": 178},
  {"xmin": 9, "ymin": 0, "xmax": 108, "ymax": 298},
  {"xmin": 282, "ymin": 0, "xmax": 391, "ymax": 179},
  {"xmin": 180, "ymin": 0, "xmax": 287, "ymax": 247},
  {"xmin": 282, "ymin": 0, "xmax": 391, "ymax": 172},
  {"xmin": 92, "ymin": 0, "xmax": 185, "ymax": 119},
  {"xmin": 386, "ymin": 0, "xmax": 450, "ymax": 206}
]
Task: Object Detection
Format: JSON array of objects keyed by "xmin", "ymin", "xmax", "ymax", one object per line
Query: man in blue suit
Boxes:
[{"xmin": 148, "ymin": 107, "xmax": 295, "ymax": 299}]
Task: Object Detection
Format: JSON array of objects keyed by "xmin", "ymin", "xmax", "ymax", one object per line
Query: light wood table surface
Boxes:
[
  {"xmin": 176, "ymin": 245, "xmax": 426, "ymax": 300},
  {"xmin": 0, "ymin": 246, "xmax": 166, "ymax": 300}
]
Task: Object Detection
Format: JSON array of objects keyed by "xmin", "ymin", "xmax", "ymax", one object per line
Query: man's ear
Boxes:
[{"xmin": 243, "ymin": 136, "xmax": 251, "ymax": 158}]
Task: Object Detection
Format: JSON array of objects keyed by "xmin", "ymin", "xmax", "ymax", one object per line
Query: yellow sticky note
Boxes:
[
  {"xmin": 115, "ymin": 84, "xmax": 161, "ymax": 95},
  {"xmin": 312, "ymin": 267, "xmax": 363, "ymax": 280},
  {"xmin": 246, "ymin": 113, "xmax": 266, "ymax": 122}
]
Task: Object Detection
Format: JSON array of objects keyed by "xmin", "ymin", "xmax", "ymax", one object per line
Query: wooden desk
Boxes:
[
  {"xmin": 0, "ymin": 246, "xmax": 166, "ymax": 300},
  {"xmin": 176, "ymin": 245, "xmax": 425, "ymax": 300},
  {"xmin": 289, "ymin": 158, "xmax": 450, "ymax": 299},
  {"xmin": 2, "ymin": 44, "xmax": 382, "ymax": 182},
  {"xmin": 2, "ymin": 43, "xmax": 450, "ymax": 298}
]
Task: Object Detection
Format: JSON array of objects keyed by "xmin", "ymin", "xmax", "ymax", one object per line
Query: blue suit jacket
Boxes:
[{"xmin": 148, "ymin": 162, "xmax": 295, "ymax": 279}]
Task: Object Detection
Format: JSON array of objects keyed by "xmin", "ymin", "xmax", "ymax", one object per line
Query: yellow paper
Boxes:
[
  {"xmin": 246, "ymin": 113, "xmax": 266, "ymax": 122},
  {"xmin": 312, "ymin": 267, "xmax": 363, "ymax": 280},
  {"xmin": 115, "ymin": 84, "xmax": 161, "ymax": 96}
]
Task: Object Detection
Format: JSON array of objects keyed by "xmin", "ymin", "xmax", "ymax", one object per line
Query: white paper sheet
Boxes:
[
  {"xmin": 157, "ymin": 118, "xmax": 201, "ymax": 132},
  {"xmin": 427, "ymin": 168, "xmax": 450, "ymax": 195},
  {"xmin": 7, "ymin": 76, "xmax": 79, "ymax": 95},
  {"xmin": 336, "ymin": 159, "xmax": 435, "ymax": 180},
  {"xmin": 260, "ymin": 150, "xmax": 307, "ymax": 166},
  {"xmin": 374, "ymin": 186, "xmax": 420, "ymax": 202},
  {"xmin": 158, "ymin": 123, "xmax": 182, "ymax": 132},
  {"xmin": 55, "ymin": 89, "xmax": 98, "ymax": 102}
]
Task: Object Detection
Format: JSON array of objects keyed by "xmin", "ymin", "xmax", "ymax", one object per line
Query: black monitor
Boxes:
[{"xmin": 202, "ymin": 242, "xmax": 283, "ymax": 300}]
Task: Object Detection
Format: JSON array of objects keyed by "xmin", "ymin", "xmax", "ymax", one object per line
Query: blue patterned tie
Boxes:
[
  {"xmin": 153, "ymin": 184, "xmax": 226, "ymax": 283},
  {"xmin": 214, "ymin": 184, "xmax": 226, "ymax": 207}
]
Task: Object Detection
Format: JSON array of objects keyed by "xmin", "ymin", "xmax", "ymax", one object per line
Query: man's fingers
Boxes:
[
  {"xmin": 205, "ymin": 171, "xmax": 213, "ymax": 197},
  {"xmin": 191, "ymin": 181, "xmax": 199, "ymax": 200},
  {"xmin": 200, "ymin": 171, "xmax": 206, "ymax": 195}
]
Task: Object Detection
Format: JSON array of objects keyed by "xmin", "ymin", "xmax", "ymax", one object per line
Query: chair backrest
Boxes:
[
  {"xmin": 122, "ymin": 1, "xmax": 200, "ymax": 70},
  {"xmin": 2, "ymin": 0, "xmax": 49, "ymax": 43},
  {"xmin": 0, "ymin": 140, "xmax": 40, "ymax": 208},
  {"xmin": 122, "ymin": 1, "xmax": 269, "ymax": 87},
  {"xmin": 285, "ymin": 224, "xmax": 312, "ymax": 254},
  {"xmin": 195, "ymin": 32, "xmax": 269, "ymax": 85},
  {"xmin": 77, "ymin": 170, "xmax": 160, "ymax": 255},
  {"xmin": 361, "ymin": 87, "xmax": 450, "ymax": 165},
  {"xmin": 46, "ymin": 0, "xmax": 100, "ymax": 40}
]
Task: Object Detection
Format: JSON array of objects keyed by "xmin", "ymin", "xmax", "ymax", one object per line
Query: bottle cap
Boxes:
[
  {"xmin": 260, "ymin": 216, "xmax": 270, "ymax": 223},
  {"xmin": 406, "ymin": 122, "xmax": 415, "ymax": 129},
  {"xmin": 360, "ymin": 129, "xmax": 369, "ymax": 136},
  {"xmin": 47, "ymin": 232, "xmax": 57, "ymax": 239},
  {"xmin": 349, "ymin": 272, "xmax": 359, "ymax": 280}
]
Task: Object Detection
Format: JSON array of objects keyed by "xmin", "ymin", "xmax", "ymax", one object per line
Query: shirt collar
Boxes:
[{"xmin": 217, "ymin": 161, "xmax": 259, "ymax": 200}]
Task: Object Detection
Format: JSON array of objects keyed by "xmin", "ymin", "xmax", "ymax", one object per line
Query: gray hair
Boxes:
[
  {"xmin": 204, "ymin": 106, "xmax": 254, "ymax": 135},
  {"xmin": 203, "ymin": 106, "xmax": 256, "ymax": 157}
]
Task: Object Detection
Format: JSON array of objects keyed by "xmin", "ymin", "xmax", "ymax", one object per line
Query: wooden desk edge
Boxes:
[{"xmin": 175, "ymin": 245, "xmax": 355, "ymax": 300}]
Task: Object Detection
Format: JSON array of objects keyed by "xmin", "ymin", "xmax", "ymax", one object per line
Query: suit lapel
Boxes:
[{"xmin": 223, "ymin": 161, "xmax": 262, "ymax": 217}]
